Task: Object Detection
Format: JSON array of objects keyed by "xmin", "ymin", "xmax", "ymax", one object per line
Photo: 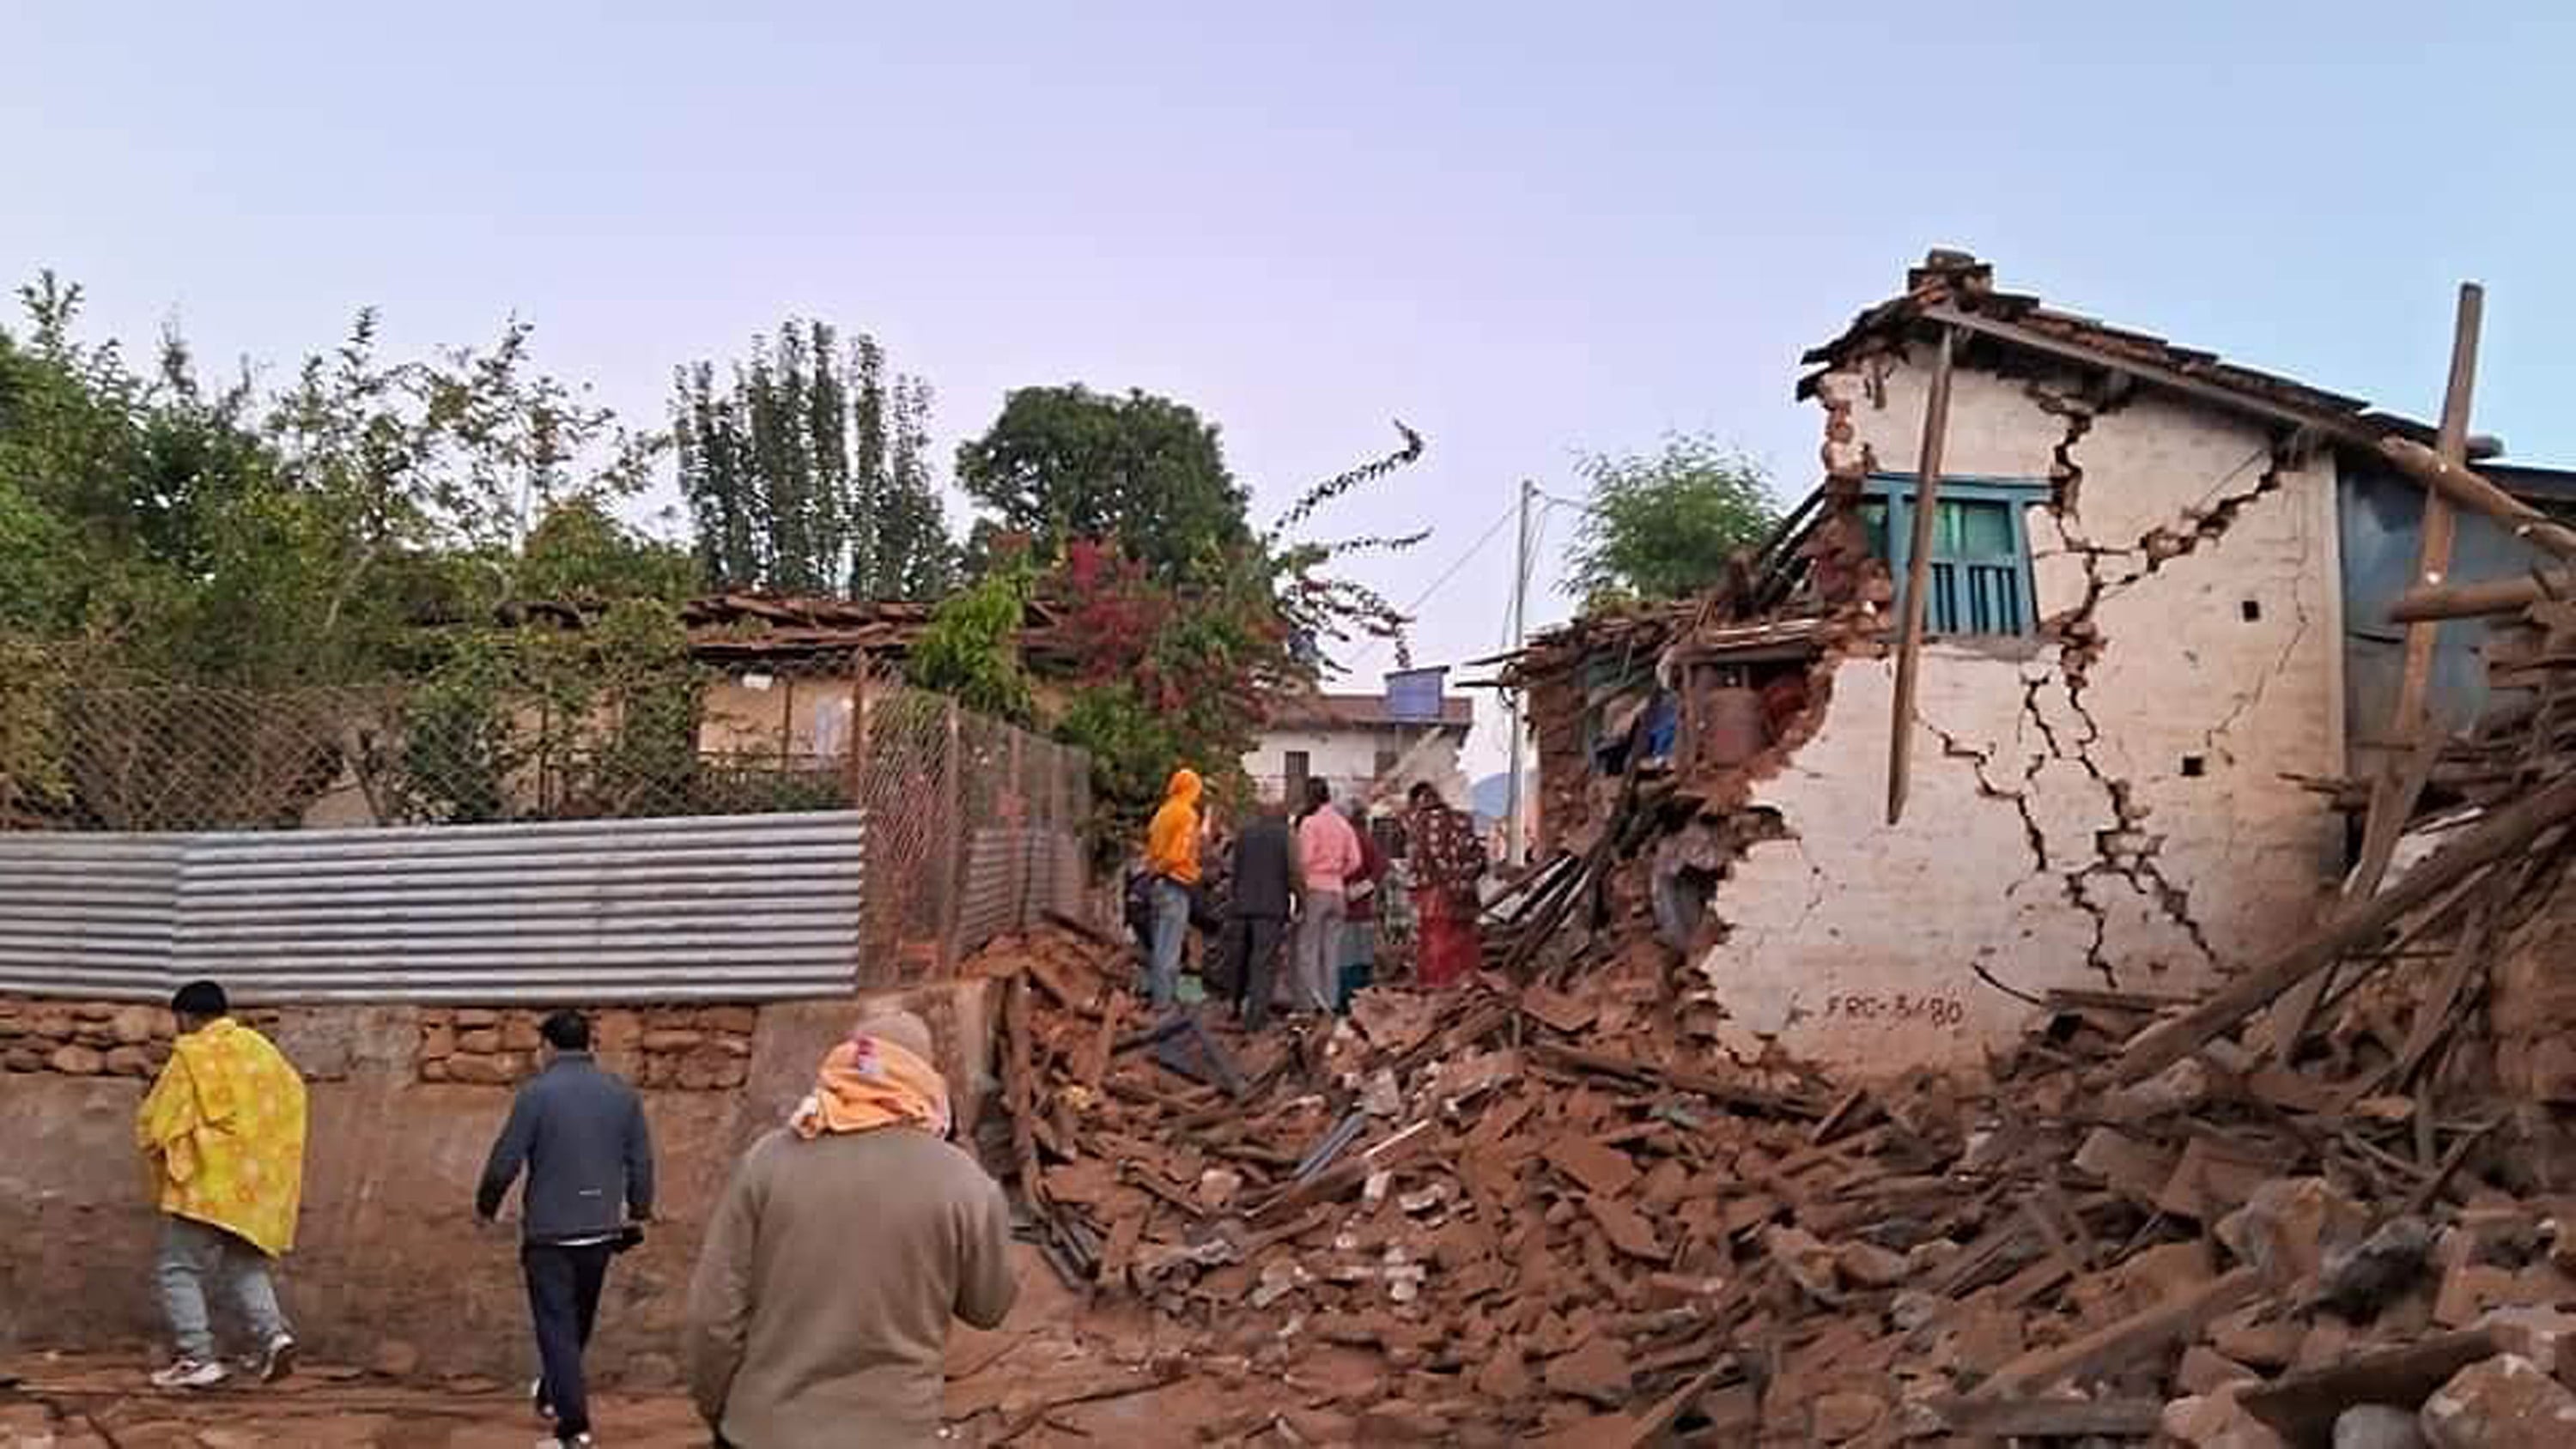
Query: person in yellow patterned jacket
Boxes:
[{"xmin": 135, "ymin": 979, "xmax": 308, "ymax": 1391}]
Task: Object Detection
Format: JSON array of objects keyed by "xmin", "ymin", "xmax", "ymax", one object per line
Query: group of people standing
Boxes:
[
  {"xmin": 134, "ymin": 981, "xmax": 1010, "ymax": 1448},
  {"xmin": 1138, "ymin": 767, "xmax": 1487, "ymax": 1026}
]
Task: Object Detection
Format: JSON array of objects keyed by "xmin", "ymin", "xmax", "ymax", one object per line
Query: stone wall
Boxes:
[
  {"xmin": 0, "ymin": 979, "xmax": 1001, "ymax": 1382},
  {"xmin": 416, "ymin": 1006, "xmax": 757, "ymax": 1089},
  {"xmin": 1696, "ymin": 349, "xmax": 2347, "ymax": 1074}
]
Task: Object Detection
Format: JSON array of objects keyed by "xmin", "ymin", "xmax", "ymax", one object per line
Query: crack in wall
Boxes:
[{"xmin": 2008, "ymin": 400, "xmax": 2300, "ymax": 982}]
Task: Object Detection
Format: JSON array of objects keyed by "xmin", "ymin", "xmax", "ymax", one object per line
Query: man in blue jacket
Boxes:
[{"xmin": 476, "ymin": 1010, "xmax": 655, "ymax": 1449}]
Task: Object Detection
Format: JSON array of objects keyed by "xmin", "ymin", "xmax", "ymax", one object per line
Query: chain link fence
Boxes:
[{"xmin": 0, "ymin": 648, "xmax": 1090, "ymax": 985}]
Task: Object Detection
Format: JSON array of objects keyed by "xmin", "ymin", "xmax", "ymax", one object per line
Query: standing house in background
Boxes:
[
  {"xmin": 1505, "ymin": 252, "xmax": 2575, "ymax": 1073},
  {"xmin": 1243, "ymin": 689, "xmax": 1473, "ymax": 808}
]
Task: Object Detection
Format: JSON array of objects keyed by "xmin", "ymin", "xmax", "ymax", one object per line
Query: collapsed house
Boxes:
[{"xmin": 1500, "ymin": 252, "xmax": 2576, "ymax": 1075}]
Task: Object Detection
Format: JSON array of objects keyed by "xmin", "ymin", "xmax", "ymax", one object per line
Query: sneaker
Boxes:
[
  {"xmin": 257, "ymin": 1333, "xmax": 298, "ymax": 1384},
  {"xmin": 150, "ymin": 1358, "xmax": 230, "ymax": 1391},
  {"xmin": 536, "ymin": 1436, "xmax": 594, "ymax": 1448},
  {"xmin": 532, "ymin": 1379, "xmax": 556, "ymax": 1423}
]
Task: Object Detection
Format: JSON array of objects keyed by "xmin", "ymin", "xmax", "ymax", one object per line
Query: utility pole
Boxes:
[{"xmin": 1503, "ymin": 478, "xmax": 1538, "ymax": 867}]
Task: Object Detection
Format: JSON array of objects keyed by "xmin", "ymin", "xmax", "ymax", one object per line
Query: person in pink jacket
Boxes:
[{"xmin": 1291, "ymin": 779, "xmax": 1364, "ymax": 1014}]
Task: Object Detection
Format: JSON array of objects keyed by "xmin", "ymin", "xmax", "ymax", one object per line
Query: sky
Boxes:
[{"xmin": 8, "ymin": 2, "xmax": 2573, "ymax": 779}]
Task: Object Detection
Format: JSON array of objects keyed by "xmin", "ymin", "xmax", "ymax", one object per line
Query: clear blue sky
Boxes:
[{"xmin": 9, "ymin": 3, "xmax": 2572, "ymax": 775}]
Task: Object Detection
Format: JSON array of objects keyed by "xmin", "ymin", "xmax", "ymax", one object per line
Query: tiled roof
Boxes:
[{"xmin": 1797, "ymin": 251, "xmax": 2444, "ymax": 446}]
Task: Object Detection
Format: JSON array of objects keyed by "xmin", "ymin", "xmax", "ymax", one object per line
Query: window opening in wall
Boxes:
[
  {"xmin": 2241, "ymin": 599, "xmax": 2263, "ymax": 621},
  {"xmin": 1863, "ymin": 474, "xmax": 2050, "ymax": 636},
  {"xmin": 1284, "ymin": 749, "xmax": 1309, "ymax": 799},
  {"xmin": 2181, "ymin": 755, "xmax": 2207, "ymax": 778}
]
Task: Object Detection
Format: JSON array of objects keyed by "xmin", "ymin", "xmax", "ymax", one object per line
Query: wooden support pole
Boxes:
[
  {"xmin": 2378, "ymin": 283, "xmax": 2486, "ymax": 801},
  {"xmin": 2377, "ymin": 437, "xmax": 2576, "ymax": 561},
  {"xmin": 1886, "ymin": 324, "xmax": 1957, "ymax": 827},
  {"xmin": 2106, "ymin": 767, "xmax": 2576, "ymax": 1086},
  {"xmin": 2286, "ymin": 286, "xmax": 2486, "ymax": 1054},
  {"xmin": 2392, "ymin": 569, "xmax": 2575, "ymax": 622}
]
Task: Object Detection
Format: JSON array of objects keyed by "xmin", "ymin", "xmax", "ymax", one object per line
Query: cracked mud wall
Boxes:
[{"xmin": 1708, "ymin": 349, "xmax": 2346, "ymax": 1073}]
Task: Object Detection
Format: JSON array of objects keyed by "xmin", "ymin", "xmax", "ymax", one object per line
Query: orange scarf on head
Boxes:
[{"xmin": 789, "ymin": 1029, "xmax": 951, "ymax": 1140}]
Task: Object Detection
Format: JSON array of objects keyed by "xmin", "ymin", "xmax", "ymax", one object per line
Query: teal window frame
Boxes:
[{"xmin": 1862, "ymin": 473, "xmax": 2050, "ymax": 637}]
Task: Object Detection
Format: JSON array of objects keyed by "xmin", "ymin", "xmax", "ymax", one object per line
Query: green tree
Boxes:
[
  {"xmin": 673, "ymin": 319, "xmax": 954, "ymax": 598},
  {"xmin": 1562, "ymin": 432, "xmax": 1779, "ymax": 603},
  {"xmin": 956, "ymin": 385, "xmax": 1249, "ymax": 585}
]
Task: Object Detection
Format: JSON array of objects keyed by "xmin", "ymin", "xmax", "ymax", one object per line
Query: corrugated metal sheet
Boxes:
[
  {"xmin": 957, "ymin": 825, "xmax": 1084, "ymax": 953},
  {"xmin": 0, "ymin": 812, "xmax": 864, "ymax": 1003}
]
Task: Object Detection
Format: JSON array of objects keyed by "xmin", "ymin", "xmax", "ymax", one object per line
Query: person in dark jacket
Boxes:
[
  {"xmin": 1226, "ymin": 797, "xmax": 1297, "ymax": 1031},
  {"xmin": 476, "ymin": 1010, "xmax": 655, "ymax": 1449}
]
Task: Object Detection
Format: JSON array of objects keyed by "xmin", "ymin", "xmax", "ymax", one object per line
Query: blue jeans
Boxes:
[
  {"xmin": 1148, "ymin": 878, "xmax": 1191, "ymax": 1009},
  {"xmin": 159, "ymin": 1216, "xmax": 289, "ymax": 1361}
]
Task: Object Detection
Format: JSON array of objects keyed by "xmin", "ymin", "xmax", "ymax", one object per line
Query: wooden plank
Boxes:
[
  {"xmin": 2392, "ymin": 569, "xmax": 2574, "ymax": 622},
  {"xmin": 2105, "ymin": 770, "xmax": 2576, "ymax": 1085},
  {"xmin": 1967, "ymin": 1267, "xmax": 2263, "ymax": 1399},
  {"xmin": 1887, "ymin": 324, "xmax": 1958, "ymax": 827},
  {"xmin": 2238, "ymin": 1331, "xmax": 2496, "ymax": 1442},
  {"xmin": 1934, "ymin": 1397, "xmax": 2163, "ymax": 1437},
  {"xmin": 2276, "ymin": 737, "xmax": 2442, "ymax": 1050}
]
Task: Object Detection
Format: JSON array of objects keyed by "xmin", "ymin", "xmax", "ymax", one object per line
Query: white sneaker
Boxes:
[
  {"xmin": 532, "ymin": 1379, "xmax": 556, "ymax": 1423},
  {"xmin": 257, "ymin": 1333, "xmax": 298, "ymax": 1384},
  {"xmin": 151, "ymin": 1357, "xmax": 230, "ymax": 1391},
  {"xmin": 536, "ymin": 1436, "xmax": 594, "ymax": 1448}
]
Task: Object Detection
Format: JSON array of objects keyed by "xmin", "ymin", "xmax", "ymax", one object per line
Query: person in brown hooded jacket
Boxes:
[{"xmin": 683, "ymin": 1010, "xmax": 1015, "ymax": 1446}]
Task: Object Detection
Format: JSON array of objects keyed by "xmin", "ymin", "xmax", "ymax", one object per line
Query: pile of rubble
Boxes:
[{"xmin": 973, "ymin": 846, "xmax": 2576, "ymax": 1448}]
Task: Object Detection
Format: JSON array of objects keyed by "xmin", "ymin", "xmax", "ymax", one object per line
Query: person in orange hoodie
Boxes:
[{"xmin": 1141, "ymin": 767, "xmax": 1205, "ymax": 1009}]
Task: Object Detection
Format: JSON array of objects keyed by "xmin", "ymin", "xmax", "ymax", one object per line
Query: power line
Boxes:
[{"xmin": 1343, "ymin": 496, "xmax": 1522, "ymax": 673}]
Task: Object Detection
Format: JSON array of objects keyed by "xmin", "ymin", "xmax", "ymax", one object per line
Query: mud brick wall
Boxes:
[{"xmin": 0, "ymin": 978, "xmax": 1001, "ymax": 1384}]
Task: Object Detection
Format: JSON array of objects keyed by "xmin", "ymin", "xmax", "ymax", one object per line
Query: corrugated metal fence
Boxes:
[{"xmin": 0, "ymin": 812, "xmax": 868, "ymax": 1003}]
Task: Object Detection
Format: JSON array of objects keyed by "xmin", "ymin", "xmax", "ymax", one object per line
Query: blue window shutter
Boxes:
[{"xmin": 1862, "ymin": 474, "xmax": 2050, "ymax": 637}]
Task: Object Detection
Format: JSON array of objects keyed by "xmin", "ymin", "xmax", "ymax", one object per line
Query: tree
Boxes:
[
  {"xmin": 956, "ymin": 385, "xmax": 1249, "ymax": 585},
  {"xmin": 1562, "ymin": 432, "xmax": 1780, "ymax": 603},
  {"xmin": 672, "ymin": 319, "xmax": 954, "ymax": 599}
]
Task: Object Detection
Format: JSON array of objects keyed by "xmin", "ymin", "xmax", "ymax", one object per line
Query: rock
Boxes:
[
  {"xmin": 501, "ymin": 1016, "xmax": 543, "ymax": 1052},
  {"xmin": 677, "ymin": 1049, "xmax": 725, "ymax": 1091},
  {"xmin": 2439, "ymin": 1264, "xmax": 2525, "ymax": 1330},
  {"xmin": 370, "ymin": 1339, "xmax": 421, "ymax": 1378},
  {"xmin": 1836, "ymin": 1240, "xmax": 1912, "ymax": 1289},
  {"xmin": 2318, "ymin": 1217, "xmax": 2438, "ymax": 1319},
  {"xmin": 104, "ymin": 1046, "xmax": 155, "ymax": 1077},
  {"xmin": 2219, "ymin": 1177, "xmax": 2368, "ymax": 1284},
  {"xmin": 419, "ymin": 1058, "xmax": 450, "ymax": 1083},
  {"xmin": 444, "ymin": 1054, "xmax": 518, "ymax": 1087},
  {"xmin": 110, "ymin": 1004, "xmax": 160, "ymax": 1045},
  {"xmin": 456, "ymin": 1028, "xmax": 501, "ymax": 1053},
  {"xmin": 2208, "ymin": 1306, "xmax": 2306, "ymax": 1369},
  {"xmin": 453, "ymin": 1008, "xmax": 499, "ymax": 1028},
  {"xmin": 3, "ymin": 1047, "xmax": 40, "ymax": 1073},
  {"xmin": 1762, "ymin": 1225, "xmax": 1841, "ymax": 1301},
  {"xmin": 703, "ymin": 1005, "xmax": 759, "ymax": 1036},
  {"xmin": 1355, "ymin": 1398, "xmax": 1445, "ymax": 1440},
  {"xmin": 1812, "ymin": 1390, "xmax": 1886, "ymax": 1442},
  {"xmin": 592, "ymin": 1010, "xmax": 642, "ymax": 1053},
  {"xmin": 2179, "ymin": 1346, "xmax": 2261, "ymax": 1396},
  {"xmin": 417, "ymin": 1022, "xmax": 455, "ymax": 1060},
  {"xmin": 2422, "ymin": 1353, "xmax": 2576, "ymax": 1448},
  {"xmin": 1541, "ymin": 1337, "xmax": 1631, "ymax": 1406},
  {"xmin": 1197, "ymin": 1167, "xmax": 1244, "ymax": 1211},
  {"xmin": 642, "ymin": 1029, "xmax": 706, "ymax": 1053},
  {"xmin": 48, "ymin": 1045, "xmax": 104, "ymax": 1076},
  {"xmin": 2164, "ymin": 1385, "xmax": 2293, "ymax": 1448},
  {"xmin": 2336, "ymin": 1404, "xmax": 2429, "ymax": 1449},
  {"xmin": 2479, "ymin": 1306, "xmax": 2576, "ymax": 1384},
  {"xmin": 1473, "ymin": 1348, "xmax": 1531, "ymax": 1401}
]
